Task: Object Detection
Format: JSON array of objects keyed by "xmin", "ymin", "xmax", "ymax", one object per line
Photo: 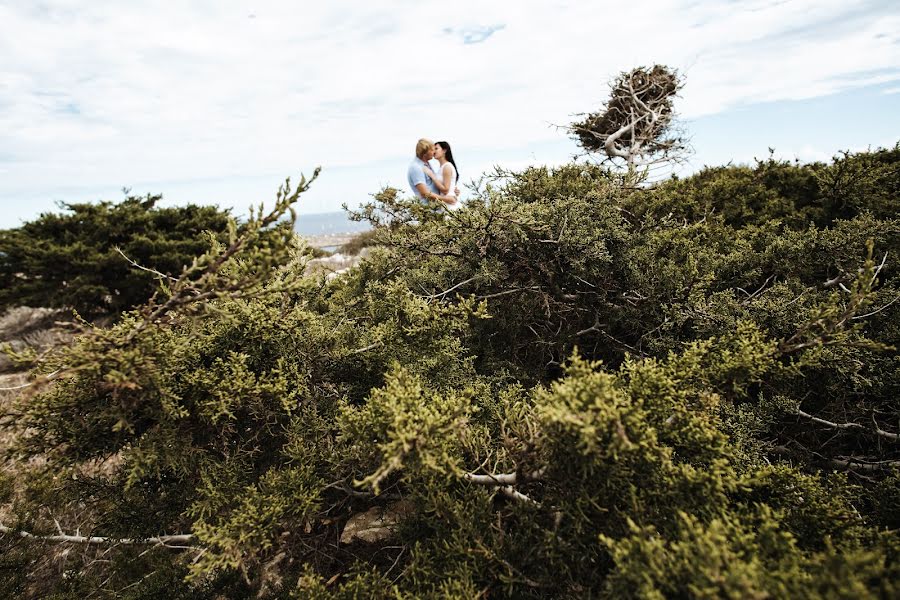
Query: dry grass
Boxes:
[
  {"xmin": 0, "ymin": 307, "xmax": 73, "ymax": 471},
  {"xmin": 0, "ymin": 306, "xmax": 64, "ymax": 339},
  {"xmin": 0, "ymin": 372, "xmax": 29, "ymax": 403},
  {"xmin": 0, "ymin": 307, "xmax": 73, "ymax": 373}
]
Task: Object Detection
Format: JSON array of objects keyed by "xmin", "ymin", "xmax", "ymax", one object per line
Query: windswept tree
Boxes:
[{"xmin": 570, "ymin": 64, "xmax": 688, "ymax": 171}]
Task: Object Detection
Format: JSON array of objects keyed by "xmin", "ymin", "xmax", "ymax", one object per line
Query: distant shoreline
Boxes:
[
  {"xmin": 303, "ymin": 232, "xmax": 358, "ymax": 250},
  {"xmin": 294, "ymin": 210, "xmax": 371, "ymax": 238}
]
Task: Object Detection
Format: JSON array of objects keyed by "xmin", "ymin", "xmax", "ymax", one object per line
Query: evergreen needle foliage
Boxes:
[
  {"xmin": 2, "ymin": 146, "xmax": 899, "ymax": 598},
  {"xmin": 0, "ymin": 193, "xmax": 285, "ymax": 316}
]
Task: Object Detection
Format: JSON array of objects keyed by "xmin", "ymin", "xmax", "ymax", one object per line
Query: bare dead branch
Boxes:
[
  {"xmin": 0, "ymin": 370, "xmax": 60, "ymax": 391},
  {"xmin": 464, "ymin": 472, "xmax": 518, "ymax": 486},
  {"xmin": 737, "ymin": 274, "xmax": 775, "ymax": 303},
  {"xmin": 796, "ymin": 408, "xmax": 899, "ymax": 441},
  {"xmin": 426, "ymin": 276, "xmax": 478, "ymax": 300},
  {"xmin": 872, "ymin": 252, "xmax": 888, "ymax": 284},
  {"xmin": 476, "ymin": 286, "xmax": 542, "ymax": 300},
  {"xmin": 0, "ymin": 524, "xmax": 196, "ymax": 548},
  {"xmin": 852, "ymin": 292, "xmax": 900, "ymax": 320},
  {"xmin": 828, "ymin": 456, "xmax": 900, "ymax": 472},
  {"xmin": 463, "ymin": 468, "xmax": 545, "ymax": 505},
  {"xmin": 497, "ymin": 485, "xmax": 538, "ymax": 505},
  {"xmin": 348, "ymin": 342, "xmax": 383, "ymax": 355},
  {"xmin": 115, "ymin": 247, "xmax": 179, "ymax": 283}
]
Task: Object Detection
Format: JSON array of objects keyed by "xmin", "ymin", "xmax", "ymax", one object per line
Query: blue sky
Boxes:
[{"xmin": 1, "ymin": 0, "xmax": 898, "ymax": 229}]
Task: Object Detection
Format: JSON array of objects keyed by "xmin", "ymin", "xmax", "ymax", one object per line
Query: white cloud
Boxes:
[{"xmin": 0, "ymin": 0, "xmax": 898, "ymax": 223}]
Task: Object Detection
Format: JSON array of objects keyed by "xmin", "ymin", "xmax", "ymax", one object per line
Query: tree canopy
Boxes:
[{"xmin": 0, "ymin": 195, "xmax": 239, "ymax": 316}]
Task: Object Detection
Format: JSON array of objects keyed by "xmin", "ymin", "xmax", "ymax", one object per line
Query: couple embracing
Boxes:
[{"xmin": 407, "ymin": 138, "xmax": 461, "ymax": 209}]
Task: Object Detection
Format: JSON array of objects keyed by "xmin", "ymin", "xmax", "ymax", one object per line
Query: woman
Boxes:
[{"xmin": 424, "ymin": 141, "xmax": 460, "ymax": 209}]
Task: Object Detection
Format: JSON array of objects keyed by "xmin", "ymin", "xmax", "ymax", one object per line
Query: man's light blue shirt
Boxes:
[{"xmin": 408, "ymin": 158, "xmax": 439, "ymax": 198}]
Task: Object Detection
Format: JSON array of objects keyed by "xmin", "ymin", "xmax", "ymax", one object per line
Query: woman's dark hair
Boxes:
[{"xmin": 435, "ymin": 141, "xmax": 459, "ymax": 180}]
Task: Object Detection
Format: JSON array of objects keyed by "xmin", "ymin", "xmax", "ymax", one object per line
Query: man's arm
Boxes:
[
  {"xmin": 416, "ymin": 183, "xmax": 456, "ymax": 206},
  {"xmin": 415, "ymin": 182, "xmax": 434, "ymax": 199}
]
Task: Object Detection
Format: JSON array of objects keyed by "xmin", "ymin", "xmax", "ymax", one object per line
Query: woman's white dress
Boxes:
[{"xmin": 442, "ymin": 162, "xmax": 461, "ymax": 210}]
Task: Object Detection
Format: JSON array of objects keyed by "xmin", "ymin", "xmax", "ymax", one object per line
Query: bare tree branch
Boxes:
[
  {"xmin": 0, "ymin": 370, "xmax": 60, "ymax": 391},
  {"xmin": 828, "ymin": 456, "xmax": 900, "ymax": 472},
  {"xmin": 115, "ymin": 247, "xmax": 179, "ymax": 283},
  {"xmin": 795, "ymin": 408, "xmax": 899, "ymax": 441},
  {"xmin": 348, "ymin": 341, "xmax": 383, "ymax": 355},
  {"xmin": 463, "ymin": 469, "xmax": 545, "ymax": 505},
  {"xmin": 0, "ymin": 524, "xmax": 196, "ymax": 548},
  {"xmin": 426, "ymin": 276, "xmax": 478, "ymax": 300},
  {"xmin": 852, "ymin": 292, "xmax": 900, "ymax": 320}
]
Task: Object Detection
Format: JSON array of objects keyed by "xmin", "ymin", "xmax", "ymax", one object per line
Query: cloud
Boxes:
[
  {"xmin": 443, "ymin": 24, "xmax": 506, "ymax": 45},
  {"xmin": 0, "ymin": 0, "xmax": 898, "ymax": 223}
]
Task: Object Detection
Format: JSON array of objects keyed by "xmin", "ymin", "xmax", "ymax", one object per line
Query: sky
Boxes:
[{"xmin": 1, "ymin": 0, "xmax": 898, "ymax": 229}]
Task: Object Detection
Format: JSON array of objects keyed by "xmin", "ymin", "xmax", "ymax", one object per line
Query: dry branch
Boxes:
[
  {"xmin": 796, "ymin": 408, "xmax": 899, "ymax": 441},
  {"xmin": 463, "ymin": 468, "xmax": 545, "ymax": 505},
  {"xmin": 0, "ymin": 524, "xmax": 196, "ymax": 548}
]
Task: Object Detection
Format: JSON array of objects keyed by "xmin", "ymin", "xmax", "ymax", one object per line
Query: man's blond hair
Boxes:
[{"xmin": 415, "ymin": 138, "xmax": 434, "ymax": 159}]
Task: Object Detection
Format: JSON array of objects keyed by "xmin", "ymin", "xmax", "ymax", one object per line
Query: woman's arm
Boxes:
[
  {"xmin": 425, "ymin": 189, "xmax": 457, "ymax": 206},
  {"xmin": 440, "ymin": 164, "xmax": 454, "ymax": 196},
  {"xmin": 434, "ymin": 193, "xmax": 457, "ymax": 207},
  {"xmin": 423, "ymin": 166, "xmax": 450, "ymax": 193}
]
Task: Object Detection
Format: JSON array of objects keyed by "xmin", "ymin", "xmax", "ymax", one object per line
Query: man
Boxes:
[{"xmin": 407, "ymin": 138, "xmax": 456, "ymax": 206}]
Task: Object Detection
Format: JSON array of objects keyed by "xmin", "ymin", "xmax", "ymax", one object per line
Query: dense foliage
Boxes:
[
  {"xmin": 1, "ymin": 146, "xmax": 899, "ymax": 598},
  {"xmin": 0, "ymin": 195, "xmax": 237, "ymax": 315}
]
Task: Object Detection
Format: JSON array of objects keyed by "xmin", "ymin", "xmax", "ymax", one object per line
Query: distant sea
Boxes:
[{"xmin": 293, "ymin": 211, "xmax": 372, "ymax": 236}]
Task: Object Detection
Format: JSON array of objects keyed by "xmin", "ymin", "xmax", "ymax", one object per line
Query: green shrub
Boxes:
[
  {"xmin": 3, "ymin": 147, "xmax": 900, "ymax": 597},
  {"xmin": 338, "ymin": 228, "xmax": 378, "ymax": 255},
  {"xmin": 0, "ymin": 195, "xmax": 236, "ymax": 315}
]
